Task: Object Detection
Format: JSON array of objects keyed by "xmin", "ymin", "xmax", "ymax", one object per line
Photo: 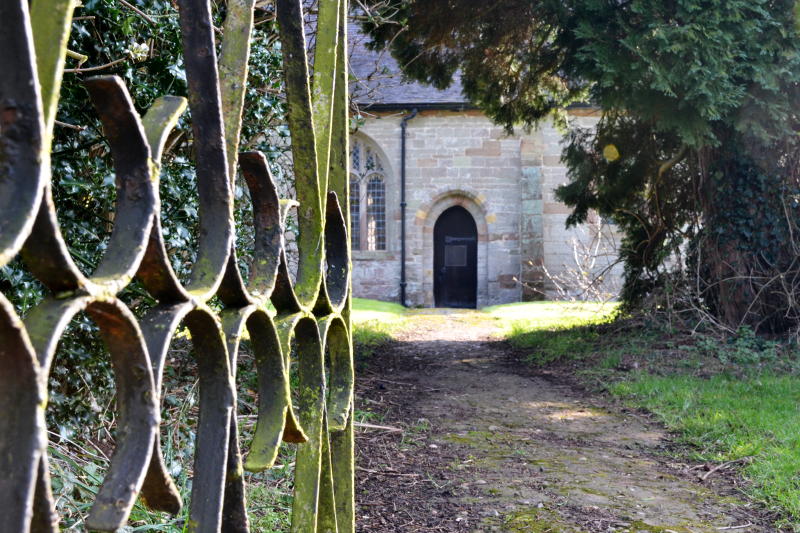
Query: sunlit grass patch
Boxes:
[
  {"xmin": 485, "ymin": 301, "xmax": 619, "ymax": 365},
  {"xmin": 484, "ymin": 300, "xmax": 617, "ymax": 327},
  {"xmin": 610, "ymin": 374, "xmax": 800, "ymax": 521},
  {"xmin": 352, "ymin": 297, "xmax": 407, "ymax": 323},
  {"xmin": 351, "ymin": 298, "xmax": 409, "ymax": 360}
]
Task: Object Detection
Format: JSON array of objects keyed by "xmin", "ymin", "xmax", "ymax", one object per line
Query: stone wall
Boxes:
[
  {"xmin": 534, "ymin": 111, "xmax": 624, "ymax": 299},
  {"xmin": 351, "ymin": 108, "xmax": 622, "ymax": 306}
]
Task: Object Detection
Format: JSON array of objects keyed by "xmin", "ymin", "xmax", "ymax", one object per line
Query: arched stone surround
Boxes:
[{"xmin": 417, "ymin": 189, "xmax": 490, "ymax": 308}]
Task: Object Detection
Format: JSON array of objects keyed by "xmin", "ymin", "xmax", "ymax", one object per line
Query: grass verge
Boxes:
[
  {"xmin": 610, "ymin": 374, "xmax": 800, "ymax": 521},
  {"xmin": 351, "ymin": 297, "xmax": 408, "ymax": 361},
  {"xmin": 489, "ymin": 301, "xmax": 800, "ymax": 528},
  {"xmin": 485, "ymin": 301, "xmax": 619, "ymax": 365}
]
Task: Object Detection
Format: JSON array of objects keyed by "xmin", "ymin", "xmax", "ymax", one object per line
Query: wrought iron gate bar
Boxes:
[{"xmin": 0, "ymin": 0, "xmax": 354, "ymax": 531}]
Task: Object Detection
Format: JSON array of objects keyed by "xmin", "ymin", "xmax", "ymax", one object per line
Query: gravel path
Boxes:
[{"xmin": 354, "ymin": 310, "xmax": 774, "ymax": 532}]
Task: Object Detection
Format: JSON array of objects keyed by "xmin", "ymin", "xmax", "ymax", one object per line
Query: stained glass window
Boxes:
[{"xmin": 365, "ymin": 147, "xmax": 376, "ymax": 171}]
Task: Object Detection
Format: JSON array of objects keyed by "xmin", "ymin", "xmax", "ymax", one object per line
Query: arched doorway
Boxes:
[{"xmin": 434, "ymin": 206, "xmax": 478, "ymax": 308}]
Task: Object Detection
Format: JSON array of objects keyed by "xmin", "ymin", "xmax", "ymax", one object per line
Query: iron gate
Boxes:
[{"xmin": 0, "ymin": 0, "xmax": 354, "ymax": 531}]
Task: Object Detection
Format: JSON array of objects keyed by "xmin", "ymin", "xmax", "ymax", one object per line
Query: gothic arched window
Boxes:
[
  {"xmin": 349, "ymin": 177, "xmax": 360, "ymax": 250},
  {"xmin": 350, "ymin": 138, "xmax": 388, "ymax": 251},
  {"xmin": 366, "ymin": 175, "xmax": 386, "ymax": 250}
]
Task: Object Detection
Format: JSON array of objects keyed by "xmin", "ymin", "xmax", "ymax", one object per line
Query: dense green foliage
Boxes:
[
  {"xmin": 0, "ymin": 0, "xmax": 289, "ymax": 430},
  {"xmin": 362, "ymin": 0, "xmax": 800, "ymax": 332},
  {"xmin": 363, "ymin": 0, "xmax": 800, "ymax": 141}
]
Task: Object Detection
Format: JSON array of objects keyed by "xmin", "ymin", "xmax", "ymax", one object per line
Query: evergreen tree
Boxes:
[{"xmin": 362, "ymin": 0, "xmax": 800, "ymax": 332}]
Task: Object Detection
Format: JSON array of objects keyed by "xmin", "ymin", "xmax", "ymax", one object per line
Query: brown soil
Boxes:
[{"xmin": 354, "ymin": 310, "xmax": 777, "ymax": 532}]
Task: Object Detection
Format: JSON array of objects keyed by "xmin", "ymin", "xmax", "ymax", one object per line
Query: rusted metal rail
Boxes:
[{"xmin": 0, "ymin": 0, "xmax": 353, "ymax": 531}]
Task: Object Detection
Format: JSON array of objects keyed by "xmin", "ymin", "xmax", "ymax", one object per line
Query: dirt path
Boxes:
[{"xmin": 354, "ymin": 310, "xmax": 774, "ymax": 532}]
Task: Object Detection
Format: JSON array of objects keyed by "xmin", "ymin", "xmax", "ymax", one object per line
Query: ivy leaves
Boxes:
[{"xmin": 0, "ymin": 0, "xmax": 290, "ymax": 431}]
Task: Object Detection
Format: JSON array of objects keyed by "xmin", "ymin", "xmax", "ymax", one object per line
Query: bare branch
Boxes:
[
  {"xmin": 118, "ymin": 0, "xmax": 156, "ymax": 25},
  {"xmin": 54, "ymin": 120, "xmax": 87, "ymax": 132},
  {"xmin": 64, "ymin": 57, "xmax": 128, "ymax": 73}
]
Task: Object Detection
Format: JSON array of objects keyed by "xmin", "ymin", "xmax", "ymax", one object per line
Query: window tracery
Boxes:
[
  {"xmin": 366, "ymin": 175, "xmax": 386, "ymax": 251},
  {"xmin": 349, "ymin": 138, "xmax": 388, "ymax": 251},
  {"xmin": 349, "ymin": 177, "xmax": 360, "ymax": 250}
]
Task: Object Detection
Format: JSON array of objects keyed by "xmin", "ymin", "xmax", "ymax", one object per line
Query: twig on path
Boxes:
[
  {"xmin": 459, "ymin": 359, "xmax": 489, "ymax": 370},
  {"xmin": 716, "ymin": 524, "xmax": 753, "ymax": 531},
  {"xmin": 356, "ymin": 466, "xmax": 419, "ymax": 478},
  {"xmin": 354, "ymin": 421, "xmax": 403, "ymax": 433},
  {"xmin": 365, "ymin": 376, "xmax": 444, "ymax": 393},
  {"xmin": 369, "ymin": 377, "xmax": 416, "ymax": 387},
  {"xmin": 700, "ymin": 456, "xmax": 753, "ymax": 481}
]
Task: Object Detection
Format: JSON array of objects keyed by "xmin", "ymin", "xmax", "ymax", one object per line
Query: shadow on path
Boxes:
[{"xmin": 355, "ymin": 310, "xmax": 772, "ymax": 532}]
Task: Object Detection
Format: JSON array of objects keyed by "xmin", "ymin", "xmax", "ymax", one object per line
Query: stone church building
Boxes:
[{"xmin": 347, "ymin": 31, "xmax": 621, "ymax": 308}]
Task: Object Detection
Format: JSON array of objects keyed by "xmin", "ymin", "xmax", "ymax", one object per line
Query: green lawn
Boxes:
[
  {"xmin": 351, "ymin": 298, "xmax": 409, "ymax": 359},
  {"xmin": 485, "ymin": 301, "xmax": 619, "ymax": 365},
  {"xmin": 352, "ymin": 297, "xmax": 408, "ymax": 324},
  {"xmin": 487, "ymin": 300, "xmax": 800, "ymax": 527},
  {"xmin": 611, "ymin": 374, "xmax": 800, "ymax": 520}
]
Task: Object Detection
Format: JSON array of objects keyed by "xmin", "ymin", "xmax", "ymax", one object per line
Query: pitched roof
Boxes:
[{"xmin": 348, "ymin": 24, "xmax": 469, "ymax": 109}]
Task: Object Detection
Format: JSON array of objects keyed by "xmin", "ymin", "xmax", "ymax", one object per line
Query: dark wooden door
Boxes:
[{"xmin": 434, "ymin": 206, "xmax": 478, "ymax": 308}]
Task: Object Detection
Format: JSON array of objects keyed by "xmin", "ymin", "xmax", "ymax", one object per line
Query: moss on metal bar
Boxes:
[
  {"xmin": 290, "ymin": 316, "xmax": 326, "ymax": 532},
  {"xmin": 311, "ymin": 0, "xmax": 342, "ymax": 200},
  {"xmin": 219, "ymin": 0, "xmax": 257, "ymax": 185},
  {"xmin": 276, "ymin": 0, "xmax": 324, "ymax": 310},
  {"xmin": 30, "ymin": 0, "xmax": 75, "ymax": 146},
  {"xmin": 176, "ymin": 0, "xmax": 235, "ymax": 299},
  {"xmin": 142, "ymin": 96, "xmax": 188, "ymax": 163},
  {"xmin": 328, "ymin": 4, "xmax": 356, "ymax": 528},
  {"xmin": 330, "ymin": 401, "xmax": 355, "ymax": 533},
  {"xmin": 0, "ymin": 0, "xmax": 356, "ymax": 530},
  {"xmin": 328, "ymin": 0, "xmax": 350, "ymax": 202},
  {"xmin": 317, "ymin": 414, "xmax": 339, "ymax": 533}
]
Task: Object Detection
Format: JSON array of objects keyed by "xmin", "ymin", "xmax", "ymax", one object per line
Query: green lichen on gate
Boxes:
[
  {"xmin": 30, "ymin": 0, "xmax": 75, "ymax": 141},
  {"xmin": 275, "ymin": 0, "xmax": 325, "ymax": 310},
  {"xmin": 310, "ymin": 0, "xmax": 340, "ymax": 199},
  {"xmin": 1, "ymin": 0, "xmax": 354, "ymax": 531},
  {"xmin": 219, "ymin": 0, "xmax": 256, "ymax": 184}
]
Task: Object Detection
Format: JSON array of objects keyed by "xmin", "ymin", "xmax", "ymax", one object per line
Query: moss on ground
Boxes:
[
  {"xmin": 501, "ymin": 508, "xmax": 568, "ymax": 532},
  {"xmin": 486, "ymin": 299, "xmax": 800, "ymax": 528}
]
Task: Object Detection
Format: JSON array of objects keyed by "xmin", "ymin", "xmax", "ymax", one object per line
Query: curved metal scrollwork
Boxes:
[{"xmin": 0, "ymin": 0, "xmax": 353, "ymax": 531}]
